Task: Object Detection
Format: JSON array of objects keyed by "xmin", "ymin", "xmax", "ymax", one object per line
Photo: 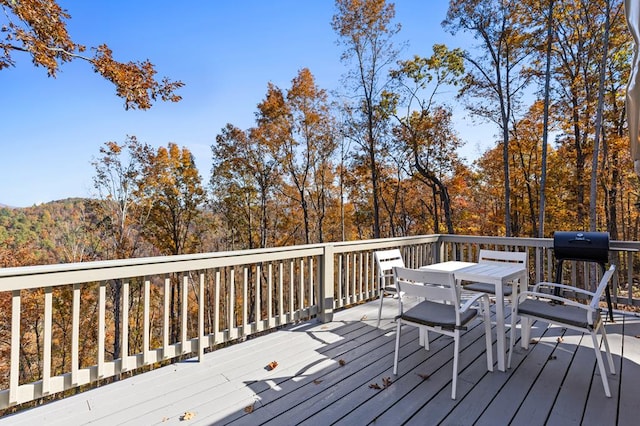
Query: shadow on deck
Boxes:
[{"xmin": 2, "ymin": 299, "xmax": 640, "ymax": 425}]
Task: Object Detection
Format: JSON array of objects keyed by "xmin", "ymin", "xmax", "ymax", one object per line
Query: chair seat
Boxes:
[
  {"xmin": 465, "ymin": 282, "xmax": 513, "ymax": 296},
  {"xmin": 518, "ymin": 298, "xmax": 599, "ymax": 329},
  {"xmin": 399, "ymin": 300, "xmax": 477, "ymax": 330}
]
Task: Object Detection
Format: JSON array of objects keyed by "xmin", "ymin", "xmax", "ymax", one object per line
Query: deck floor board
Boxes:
[{"xmin": 2, "ymin": 299, "xmax": 639, "ymax": 425}]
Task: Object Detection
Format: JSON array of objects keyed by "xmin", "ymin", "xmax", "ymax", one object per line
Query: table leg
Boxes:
[{"xmin": 495, "ymin": 282, "xmax": 506, "ymax": 371}]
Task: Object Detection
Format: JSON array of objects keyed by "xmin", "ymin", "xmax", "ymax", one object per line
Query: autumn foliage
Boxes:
[{"xmin": 0, "ymin": 0, "xmax": 183, "ymax": 109}]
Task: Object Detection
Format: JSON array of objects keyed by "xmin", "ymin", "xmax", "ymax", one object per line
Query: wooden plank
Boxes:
[
  {"xmin": 511, "ymin": 327, "xmax": 583, "ymax": 425},
  {"xmin": 240, "ymin": 326, "xmax": 422, "ymax": 425},
  {"xmin": 473, "ymin": 323, "xmax": 566, "ymax": 425},
  {"xmin": 345, "ymin": 319, "xmax": 493, "ymax": 425},
  {"xmin": 2, "ymin": 301, "xmax": 637, "ymax": 426},
  {"xmin": 441, "ymin": 318, "xmax": 556, "ymax": 425},
  {"xmin": 544, "ymin": 334, "xmax": 593, "ymax": 425}
]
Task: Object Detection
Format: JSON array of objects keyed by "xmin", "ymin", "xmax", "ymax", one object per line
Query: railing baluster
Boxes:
[
  {"xmin": 9, "ymin": 289, "xmax": 21, "ymax": 405},
  {"xmin": 143, "ymin": 278, "xmax": 150, "ymax": 364},
  {"xmin": 198, "ymin": 272, "xmax": 205, "ymax": 360},
  {"xmin": 163, "ymin": 275, "xmax": 170, "ymax": 358},
  {"xmin": 122, "ymin": 280, "xmax": 129, "ymax": 372},
  {"xmin": 289, "ymin": 260, "xmax": 294, "ymax": 321},
  {"xmin": 357, "ymin": 252, "xmax": 363, "ymax": 301},
  {"xmin": 628, "ymin": 251, "xmax": 634, "ymax": 307},
  {"xmin": 255, "ymin": 264, "xmax": 262, "ymax": 332},
  {"xmin": 181, "ymin": 274, "xmax": 188, "ymax": 354},
  {"xmin": 229, "ymin": 268, "xmax": 236, "ymax": 339},
  {"xmin": 299, "ymin": 259, "xmax": 304, "ymax": 314},
  {"xmin": 242, "ymin": 267, "xmax": 248, "ymax": 332},
  {"xmin": 268, "ymin": 263, "xmax": 274, "ymax": 328},
  {"xmin": 309, "ymin": 257, "xmax": 314, "ymax": 310},
  {"xmin": 71, "ymin": 283, "xmax": 80, "ymax": 386},
  {"xmin": 278, "ymin": 262, "xmax": 284, "ymax": 325},
  {"xmin": 214, "ymin": 269, "xmax": 220, "ymax": 344},
  {"xmin": 43, "ymin": 287, "xmax": 52, "ymax": 395},
  {"xmin": 97, "ymin": 283, "xmax": 105, "ymax": 379},
  {"xmin": 337, "ymin": 254, "xmax": 343, "ymax": 308}
]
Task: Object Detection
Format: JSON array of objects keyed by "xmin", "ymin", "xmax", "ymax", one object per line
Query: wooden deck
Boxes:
[{"xmin": 2, "ymin": 297, "xmax": 640, "ymax": 426}]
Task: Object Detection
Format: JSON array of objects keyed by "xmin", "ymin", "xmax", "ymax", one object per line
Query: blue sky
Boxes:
[{"xmin": 1, "ymin": 1, "xmax": 493, "ymax": 207}]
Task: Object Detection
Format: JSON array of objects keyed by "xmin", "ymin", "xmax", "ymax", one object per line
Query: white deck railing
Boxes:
[{"xmin": 0, "ymin": 234, "xmax": 638, "ymax": 410}]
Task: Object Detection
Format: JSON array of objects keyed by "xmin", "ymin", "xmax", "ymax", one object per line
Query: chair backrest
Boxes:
[
  {"xmin": 590, "ymin": 264, "xmax": 616, "ymax": 309},
  {"xmin": 478, "ymin": 249, "xmax": 528, "ymax": 266},
  {"xmin": 375, "ymin": 249, "xmax": 405, "ymax": 281},
  {"xmin": 393, "ymin": 266, "xmax": 459, "ymax": 309}
]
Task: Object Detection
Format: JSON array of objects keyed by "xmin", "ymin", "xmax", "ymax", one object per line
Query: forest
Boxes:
[
  {"xmin": 1, "ymin": 0, "xmax": 640, "ymax": 406},
  {"xmin": 1, "ymin": 0, "xmax": 638, "ymax": 269}
]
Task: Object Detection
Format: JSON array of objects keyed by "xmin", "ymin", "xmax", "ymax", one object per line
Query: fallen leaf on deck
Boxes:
[
  {"xmin": 417, "ymin": 373, "xmax": 430, "ymax": 380},
  {"xmin": 244, "ymin": 404, "xmax": 255, "ymax": 413},
  {"xmin": 338, "ymin": 359, "xmax": 346, "ymax": 366},
  {"xmin": 267, "ymin": 361, "xmax": 278, "ymax": 370},
  {"xmin": 382, "ymin": 377, "xmax": 392, "ymax": 388},
  {"xmin": 313, "ymin": 379, "xmax": 323, "ymax": 384},
  {"xmin": 557, "ymin": 337, "xmax": 564, "ymax": 343},
  {"xmin": 548, "ymin": 355, "xmax": 557, "ymax": 360},
  {"xmin": 635, "ymin": 335, "xmax": 640, "ymax": 339},
  {"xmin": 180, "ymin": 411, "xmax": 195, "ymax": 421},
  {"xmin": 530, "ymin": 339, "xmax": 538, "ymax": 344},
  {"xmin": 361, "ymin": 315, "xmax": 368, "ymax": 321},
  {"xmin": 369, "ymin": 383, "xmax": 382, "ymax": 390}
]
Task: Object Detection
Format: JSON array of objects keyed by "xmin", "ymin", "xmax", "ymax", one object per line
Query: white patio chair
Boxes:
[
  {"xmin": 392, "ymin": 266, "xmax": 493, "ymax": 399},
  {"xmin": 374, "ymin": 249, "xmax": 405, "ymax": 328},
  {"xmin": 464, "ymin": 249, "xmax": 528, "ymax": 304},
  {"xmin": 508, "ymin": 265, "xmax": 616, "ymax": 397}
]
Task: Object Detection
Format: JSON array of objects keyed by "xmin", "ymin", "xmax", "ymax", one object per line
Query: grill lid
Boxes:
[{"xmin": 553, "ymin": 231, "xmax": 610, "ymax": 264}]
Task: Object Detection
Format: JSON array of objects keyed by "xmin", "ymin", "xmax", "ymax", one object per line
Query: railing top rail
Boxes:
[
  {"xmin": 2, "ymin": 234, "xmax": 639, "ymax": 292},
  {"xmin": 0, "ymin": 244, "xmax": 325, "ymax": 291}
]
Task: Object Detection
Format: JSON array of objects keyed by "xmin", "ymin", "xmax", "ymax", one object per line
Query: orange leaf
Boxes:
[{"xmin": 267, "ymin": 361, "xmax": 278, "ymax": 370}]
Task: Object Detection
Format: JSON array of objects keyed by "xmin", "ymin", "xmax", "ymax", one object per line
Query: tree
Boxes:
[
  {"xmin": 332, "ymin": 0, "xmax": 400, "ymax": 239},
  {"xmin": 138, "ymin": 143, "xmax": 206, "ymax": 342},
  {"xmin": 385, "ymin": 45, "xmax": 465, "ymax": 234},
  {"xmin": 444, "ymin": 0, "xmax": 536, "ymax": 236},
  {"xmin": 0, "ymin": 0, "xmax": 183, "ymax": 109},
  {"xmin": 140, "ymin": 143, "xmax": 206, "ymax": 256},
  {"xmin": 91, "ymin": 137, "xmax": 153, "ymax": 358},
  {"xmin": 543, "ymin": 0, "xmax": 624, "ymax": 229},
  {"xmin": 283, "ymin": 68, "xmax": 338, "ymax": 244}
]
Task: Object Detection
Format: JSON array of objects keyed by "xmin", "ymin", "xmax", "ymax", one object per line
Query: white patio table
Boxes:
[{"xmin": 421, "ymin": 260, "xmax": 528, "ymax": 372}]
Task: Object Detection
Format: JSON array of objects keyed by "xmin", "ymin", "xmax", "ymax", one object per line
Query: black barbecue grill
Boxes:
[{"xmin": 553, "ymin": 231, "xmax": 613, "ymax": 320}]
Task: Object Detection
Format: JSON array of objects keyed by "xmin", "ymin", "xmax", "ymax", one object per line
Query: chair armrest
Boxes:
[
  {"xmin": 460, "ymin": 292, "xmax": 490, "ymax": 313},
  {"xmin": 518, "ymin": 290, "xmax": 598, "ymax": 312},
  {"xmin": 532, "ymin": 281, "xmax": 596, "ymax": 298}
]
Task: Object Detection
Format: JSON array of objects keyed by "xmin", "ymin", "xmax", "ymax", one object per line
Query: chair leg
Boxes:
[
  {"xmin": 521, "ymin": 317, "xmax": 531, "ymax": 350},
  {"xmin": 376, "ymin": 292, "xmax": 385, "ymax": 328},
  {"xmin": 482, "ymin": 300, "xmax": 493, "ymax": 371},
  {"xmin": 598, "ymin": 323, "xmax": 616, "ymax": 375},
  {"xmin": 393, "ymin": 320, "xmax": 402, "ymax": 375},
  {"xmin": 451, "ymin": 331, "xmax": 460, "ymax": 399},
  {"xmin": 508, "ymin": 302, "xmax": 517, "ymax": 369},
  {"xmin": 419, "ymin": 327, "xmax": 430, "ymax": 350},
  {"xmin": 590, "ymin": 330, "xmax": 612, "ymax": 398}
]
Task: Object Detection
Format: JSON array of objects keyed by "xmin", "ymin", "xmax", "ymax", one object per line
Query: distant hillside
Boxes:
[{"xmin": 0, "ymin": 198, "xmax": 97, "ymax": 266}]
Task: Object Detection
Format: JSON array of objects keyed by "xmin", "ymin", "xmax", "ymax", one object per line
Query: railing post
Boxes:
[
  {"xmin": 319, "ymin": 244, "xmax": 335, "ymax": 323},
  {"xmin": 433, "ymin": 236, "xmax": 443, "ymax": 264}
]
